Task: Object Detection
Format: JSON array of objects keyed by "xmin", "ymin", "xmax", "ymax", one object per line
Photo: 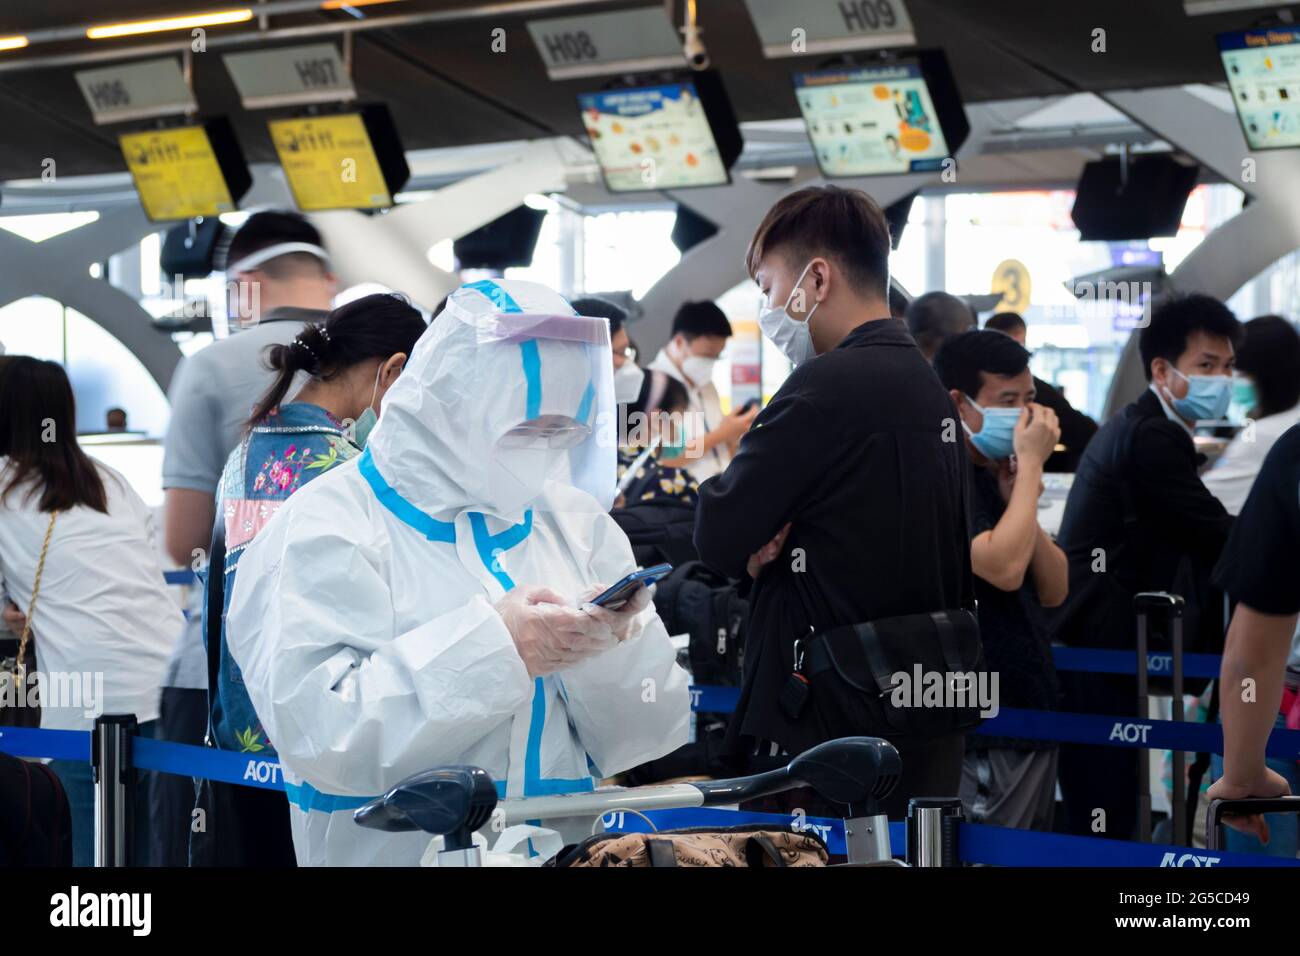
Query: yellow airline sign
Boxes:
[
  {"xmin": 119, "ymin": 126, "xmax": 236, "ymax": 221},
  {"xmin": 269, "ymin": 114, "xmax": 392, "ymax": 212}
]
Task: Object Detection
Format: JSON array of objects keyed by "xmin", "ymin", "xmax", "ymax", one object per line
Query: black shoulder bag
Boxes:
[{"xmin": 780, "ymin": 609, "xmax": 987, "ymax": 748}]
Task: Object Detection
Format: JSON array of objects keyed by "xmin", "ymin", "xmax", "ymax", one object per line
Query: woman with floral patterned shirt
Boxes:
[{"xmin": 200, "ymin": 294, "xmax": 425, "ymax": 864}]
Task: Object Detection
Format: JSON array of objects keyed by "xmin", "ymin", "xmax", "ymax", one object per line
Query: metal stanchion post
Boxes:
[
  {"xmin": 907, "ymin": 797, "xmax": 963, "ymax": 866},
  {"xmin": 93, "ymin": 714, "xmax": 137, "ymax": 868}
]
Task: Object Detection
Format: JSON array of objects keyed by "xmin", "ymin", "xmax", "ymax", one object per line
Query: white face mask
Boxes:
[
  {"xmin": 613, "ymin": 361, "xmax": 645, "ymax": 403},
  {"xmin": 759, "ymin": 261, "xmax": 819, "ymax": 366},
  {"xmin": 680, "ymin": 354, "xmax": 718, "ymax": 388},
  {"xmin": 489, "ymin": 445, "xmax": 557, "ymax": 515}
]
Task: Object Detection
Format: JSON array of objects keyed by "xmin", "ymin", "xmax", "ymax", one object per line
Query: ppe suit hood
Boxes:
[{"xmin": 366, "ymin": 279, "xmax": 617, "ymax": 520}]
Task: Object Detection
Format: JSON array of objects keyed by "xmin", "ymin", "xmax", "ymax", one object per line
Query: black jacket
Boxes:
[
  {"xmin": 1053, "ymin": 389, "xmax": 1233, "ymax": 650},
  {"xmin": 694, "ymin": 318, "xmax": 973, "ymax": 757},
  {"xmin": 1033, "ymin": 376, "xmax": 1098, "ymax": 473}
]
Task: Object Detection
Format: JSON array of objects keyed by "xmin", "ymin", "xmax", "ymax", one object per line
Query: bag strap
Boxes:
[
  {"xmin": 203, "ymin": 517, "xmax": 228, "ymax": 749},
  {"xmin": 14, "ymin": 510, "xmax": 57, "ymax": 688},
  {"xmin": 930, "ymin": 611, "xmax": 966, "ymax": 675}
]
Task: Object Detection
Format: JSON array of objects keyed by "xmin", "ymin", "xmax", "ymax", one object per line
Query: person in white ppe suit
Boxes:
[{"xmin": 227, "ymin": 279, "xmax": 691, "ymax": 866}]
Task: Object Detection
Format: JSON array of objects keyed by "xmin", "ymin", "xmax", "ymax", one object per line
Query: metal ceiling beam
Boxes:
[{"xmin": 0, "ymin": 0, "xmax": 625, "ymax": 73}]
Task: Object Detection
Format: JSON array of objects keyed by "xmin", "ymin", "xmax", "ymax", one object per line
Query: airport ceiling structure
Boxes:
[{"xmin": 0, "ymin": 0, "xmax": 1294, "ymax": 183}]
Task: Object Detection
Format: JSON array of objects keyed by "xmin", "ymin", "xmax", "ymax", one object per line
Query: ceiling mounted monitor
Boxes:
[
  {"xmin": 1071, "ymin": 155, "xmax": 1200, "ymax": 241},
  {"xmin": 793, "ymin": 51, "xmax": 969, "ymax": 178},
  {"xmin": 453, "ymin": 205, "xmax": 547, "ymax": 271},
  {"xmin": 670, "ymin": 203, "xmax": 719, "ymax": 253},
  {"xmin": 160, "ymin": 217, "xmax": 229, "ymax": 280},
  {"xmin": 578, "ymin": 70, "xmax": 742, "ymax": 193},
  {"xmin": 268, "ymin": 104, "xmax": 410, "ymax": 212},
  {"xmin": 119, "ymin": 118, "xmax": 251, "ymax": 222},
  {"xmin": 1218, "ymin": 28, "xmax": 1300, "ymax": 151}
]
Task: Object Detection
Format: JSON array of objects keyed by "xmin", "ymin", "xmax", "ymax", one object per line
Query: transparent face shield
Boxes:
[
  {"xmin": 474, "ymin": 310, "xmax": 617, "ymax": 514},
  {"xmin": 364, "ymin": 279, "xmax": 618, "ymax": 520}
]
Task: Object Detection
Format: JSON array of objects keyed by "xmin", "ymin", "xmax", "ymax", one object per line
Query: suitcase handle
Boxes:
[
  {"xmin": 1204, "ymin": 796, "xmax": 1300, "ymax": 850},
  {"xmin": 1133, "ymin": 591, "xmax": 1184, "ymax": 616}
]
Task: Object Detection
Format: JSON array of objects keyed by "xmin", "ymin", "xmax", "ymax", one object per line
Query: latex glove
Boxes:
[
  {"xmin": 578, "ymin": 582, "xmax": 653, "ymax": 643},
  {"xmin": 495, "ymin": 586, "xmax": 620, "ymax": 678}
]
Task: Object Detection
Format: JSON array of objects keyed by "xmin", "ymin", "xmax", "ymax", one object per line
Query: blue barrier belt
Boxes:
[
  {"xmin": 7, "ymin": 729, "xmax": 1300, "ymax": 867},
  {"xmin": 0, "ymin": 725, "xmax": 90, "ymax": 761},
  {"xmin": 9, "ymin": 704, "xmax": 1300, "ymax": 773},
  {"xmin": 957, "ymin": 822, "xmax": 1300, "ymax": 868},
  {"xmin": 132, "ymin": 737, "xmax": 287, "ymax": 791},
  {"xmin": 691, "ymin": 684, "xmax": 741, "ymax": 713},
  {"xmin": 1052, "ymin": 646, "xmax": 1223, "ymax": 680},
  {"xmin": 976, "ymin": 707, "xmax": 1300, "ymax": 760}
]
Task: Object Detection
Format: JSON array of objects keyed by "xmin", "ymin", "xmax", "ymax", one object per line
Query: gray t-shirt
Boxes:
[{"xmin": 162, "ymin": 307, "xmax": 326, "ymax": 689}]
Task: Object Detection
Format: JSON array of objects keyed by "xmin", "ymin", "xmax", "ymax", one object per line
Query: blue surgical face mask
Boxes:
[
  {"xmin": 1231, "ymin": 376, "xmax": 1257, "ymax": 415},
  {"xmin": 1166, "ymin": 367, "xmax": 1232, "ymax": 422},
  {"xmin": 962, "ymin": 395, "xmax": 1021, "ymax": 460},
  {"xmin": 353, "ymin": 407, "xmax": 378, "ymax": 449},
  {"xmin": 351, "ymin": 364, "xmax": 386, "ymax": 449}
]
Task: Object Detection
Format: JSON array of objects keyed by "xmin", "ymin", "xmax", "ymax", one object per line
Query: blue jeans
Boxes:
[
  {"xmin": 1210, "ymin": 712, "xmax": 1299, "ymax": 857},
  {"xmin": 49, "ymin": 719, "xmax": 158, "ymax": 867}
]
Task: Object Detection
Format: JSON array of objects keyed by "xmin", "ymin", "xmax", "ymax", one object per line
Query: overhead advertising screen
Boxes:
[
  {"xmin": 794, "ymin": 61, "xmax": 952, "ymax": 176},
  {"xmin": 119, "ymin": 119, "xmax": 250, "ymax": 222},
  {"xmin": 269, "ymin": 112, "xmax": 396, "ymax": 211},
  {"xmin": 578, "ymin": 80, "xmax": 730, "ymax": 191},
  {"xmin": 1218, "ymin": 28, "xmax": 1300, "ymax": 150}
]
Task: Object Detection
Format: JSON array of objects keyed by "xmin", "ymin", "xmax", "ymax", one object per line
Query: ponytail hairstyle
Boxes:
[{"xmin": 250, "ymin": 292, "xmax": 428, "ymax": 427}]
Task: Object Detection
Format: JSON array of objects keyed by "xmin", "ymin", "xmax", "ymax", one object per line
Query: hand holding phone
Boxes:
[{"xmin": 588, "ymin": 563, "xmax": 673, "ymax": 611}]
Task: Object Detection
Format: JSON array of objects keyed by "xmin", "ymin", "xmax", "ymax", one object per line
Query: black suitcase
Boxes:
[{"xmin": 0, "ymin": 751, "xmax": 72, "ymax": 866}]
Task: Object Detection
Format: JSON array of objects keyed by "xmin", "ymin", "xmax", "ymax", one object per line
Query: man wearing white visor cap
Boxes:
[
  {"xmin": 227, "ymin": 278, "xmax": 691, "ymax": 866},
  {"xmin": 155, "ymin": 210, "xmax": 336, "ymax": 864}
]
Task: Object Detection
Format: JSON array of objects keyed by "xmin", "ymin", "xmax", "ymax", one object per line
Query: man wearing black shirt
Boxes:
[
  {"xmin": 1208, "ymin": 423, "xmax": 1300, "ymax": 841},
  {"xmin": 935, "ymin": 330, "xmax": 1067, "ymax": 830},
  {"xmin": 1053, "ymin": 293, "xmax": 1240, "ymax": 839},
  {"xmin": 694, "ymin": 186, "xmax": 973, "ymax": 817}
]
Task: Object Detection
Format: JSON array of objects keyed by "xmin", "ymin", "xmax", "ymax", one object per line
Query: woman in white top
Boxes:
[
  {"xmin": 1203, "ymin": 315, "xmax": 1300, "ymax": 514},
  {"xmin": 0, "ymin": 357, "xmax": 180, "ymax": 865}
]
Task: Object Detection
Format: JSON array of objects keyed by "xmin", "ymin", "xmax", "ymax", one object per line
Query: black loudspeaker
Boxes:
[
  {"xmin": 1071, "ymin": 155, "xmax": 1200, "ymax": 241},
  {"xmin": 160, "ymin": 217, "xmax": 228, "ymax": 280},
  {"xmin": 671, "ymin": 204, "xmax": 719, "ymax": 253},
  {"xmin": 454, "ymin": 205, "xmax": 547, "ymax": 271},
  {"xmin": 885, "ymin": 192, "xmax": 917, "ymax": 251}
]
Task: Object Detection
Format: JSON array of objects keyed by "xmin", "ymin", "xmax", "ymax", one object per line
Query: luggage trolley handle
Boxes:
[
  {"xmin": 1133, "ymin": 592, "xmax": 1186, "ymax": 845},
  {"xmin": 694, "ymin": 736, "xmax": 905, "ymax": 865},
  {"xmin": 354, "ymin": 737, "xmax": 904, "ymax": 867},
  {"xmin": 1205, "ymin": 796, "xmax": 1300, "ymax": 851}
]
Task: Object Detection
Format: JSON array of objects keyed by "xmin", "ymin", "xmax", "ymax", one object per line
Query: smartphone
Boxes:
[
  {"xmin": 739, "ymin": 398, "xmax": 760, "ymax": 414},
  {"xmin": 589, "ymin": 563, "xmax": 673, "ymax": 611}
]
